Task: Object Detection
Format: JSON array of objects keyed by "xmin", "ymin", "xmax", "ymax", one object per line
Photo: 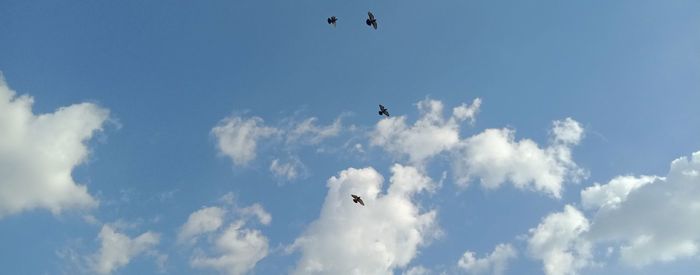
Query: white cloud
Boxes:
[
  {"xmin": 211, "ymin": 116, "xmax": 278, "ymax": 166},
  {"xmin": 403, "ymin": 265, "xmax": 431, "ymax": 275},
  {"xmin": 581, "ymin": 175, "xmax": 658, "ymax": 210},
  {"xmin": 524, "ymin": 150, "xmax": 700, "ymax": 273},
  {"xmin": 452, "ymin": 118, "xmax": 585, "ymax": 198},
  {"xmin": 0, "ymin": 75, "xmax": 109, "ymax": 217},
  {"xmin": 180, "ymin": 200, "xmax": 271, "ymax": 275},
  {"xmin": 369, "ymin": 98, "xmax": 582, "ymax": 197},
  {"xmin": 239, "ymin": 203, "xmax": 272, "ymax": 225},
  {"xmin": 191, "ymin": 221, "xmax": 269, "ymax": 275},
  {"xmin": 289, "ymin": 164, "xmax": 439, "ymax": 275},
  {"xmin": 211, "ymin": 114, "xmax": 344, "ymax": 182},
  {"xmin": 452, "ymin": 98, "xmax": 482, "ymax": 124},
  {"xmin": 458, "ymin": 243, "xmax": 517, "ymax": 275},
  {"xmin": 371, "ymin": 98, "xmax": 481, "ymax": 165},
  {"xmin": 551, "ymin": 117, "xmax": 584, "ymax": 145},
  {"xmin": 90, "ymin": 225, "xmax": 160, "ymax": 275},
  {"xmin": 178, "ymin": 206, "xmax": 226, "ymax": 245},
  {"xmin": 586, "ymin": 151, "xmax": 700, "ymax": 267},
  {"xmin": 527, "ymin": 205, "xmax": 592, "ymax": 275},
  {"xmin": 287, "ymin": 117, "xmax": 342, "ymax": 145},
  {"xmin": 269, "ymin": 158, "xmax": 304, "ymax": 181}
]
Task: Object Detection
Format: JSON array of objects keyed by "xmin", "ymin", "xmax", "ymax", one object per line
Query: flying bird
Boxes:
[
  {"xmin": 351, "ymin": 194, "xmax": 365, "ymax": 206},
  {"xmin": 366, "ymin": 11, "xmax": 378, "ymax": 29},
  {"xmin": 378, "ymin": 104, "xmax": 390, "ymax": 117},
  {"xmin": 327, "ymin": 16, "xmax": 337, "ymax": 27}
]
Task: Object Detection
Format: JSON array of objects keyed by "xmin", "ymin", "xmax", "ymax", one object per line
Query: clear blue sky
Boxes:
[{"xmin": 1, "ymin": 0, "xmax": 699, "ymax": 274}]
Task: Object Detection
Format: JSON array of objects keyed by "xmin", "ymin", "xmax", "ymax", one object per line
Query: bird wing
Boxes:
[
  {"xmin": 379, "ymin": 104, "xmax": 385, "ymax": 111},
  {"xmin": 368, "ymin": 12, "xmax": 375, "ymax": 20},
  {"xmin": 372, "ymin": 21, "xmax": 378, "ymax": 29},
  {"xmin": 384, "ymin": 109, "xmax": 390, "ymax": 116},
  {"xmin": 351, "ymin": 194, "xmax": 359, "ymax": 199},
  {"xmin": 358, "ymin": 198, "xmax": 365, "ymax": 206}
]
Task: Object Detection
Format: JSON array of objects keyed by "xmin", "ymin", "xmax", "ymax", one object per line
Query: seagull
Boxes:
[
  {"xmin": 351, "ymin": 194, "xmax": 365, "ymax": 206},
  {"xmin": 327, "ymin": 16, "xmax": 337, "ymax": 27},
  {"xmin": 366, "ymin": 11, "xmax": 378, "ymax": 29},
  {"xmin": 378, "ymin": 104, "xmax": 390, "ymax": 117}
]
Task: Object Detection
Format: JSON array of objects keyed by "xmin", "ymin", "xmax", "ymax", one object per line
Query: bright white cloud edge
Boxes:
[
  {"xmin": 289, "ymin": 164, "xmax": 439, "ymax": 275},
  {"xmin": 458, "ymin": 243, "xmax": 517, "ymax": 275},
  {"xmin": 0, "ymin": 75, "xmax": 109, "ymax": 217}
]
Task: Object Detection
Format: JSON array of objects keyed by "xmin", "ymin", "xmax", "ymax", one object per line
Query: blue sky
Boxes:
[{"xmin": 1, "ymin": 1, "xmax": 699, "ymax": 274}]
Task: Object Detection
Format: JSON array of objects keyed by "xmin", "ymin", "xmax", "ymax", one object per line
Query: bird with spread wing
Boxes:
[
  {"xmin": 327, "ymin": 16, "xmax": 337, "ymax": 27},
  {"xmin": 378, "ymin": 104, "xmax": 390, "ymax": 117},
  {"xmin": 351, "ymin": 194, "xmax": 365, "ymax": 206},
  {"xmin": 366, "ymin": 11, "xmax": 378, "ymax": 29}
]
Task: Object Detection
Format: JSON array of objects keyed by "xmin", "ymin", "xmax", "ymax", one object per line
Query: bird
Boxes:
[
  {"xmin": 366, "ymin": 11, "xmax": 378, "ymax": 29},
  {"xmin": 351, "ymin": 194, "xmax": 365, "ymax": 206},
  {"xmin": 378, "ymin": 104, "xmax": 390, "ymax": 117},
  {"xmin": 327, "ymin": 16, "xmax": 337, "ymax": 27}
]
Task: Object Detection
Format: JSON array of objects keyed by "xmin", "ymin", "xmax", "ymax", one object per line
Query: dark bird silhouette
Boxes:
[
  {"xmin": 378, "ymin": 104, "xmax": 390, "ymax": 117},
  {"xmin": 327, "ymin": 16, "xmax": 337, "ymax": 27},
  {"xmin": 351, "ymin": 194, "xmax": 365, "ymax": 206},
  {"xmin": 366, "ymin": 11, "xmax": 378, "ymax": 29}
]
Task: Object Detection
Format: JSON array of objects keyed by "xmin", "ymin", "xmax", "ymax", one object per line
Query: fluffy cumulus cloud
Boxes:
[
  {"xmin": 452, "ymin": 118, "xmax": 585, "ymax": 198},
  {"xmin": 179, "ymin": 201, "xmax": 271, "ymax": 275},
  {"xmin": 90, "ymin": 225, "xmax": 160, "ymax": 274},
  {"xmin": 551, "ymin": 118, "xmax": 584, "ymax": 145},
  {"xmin": 289, "ymin": 165, "xmax": 439, "ymax": 275},
  {"xmin": 580, "ymin": 175, "xmax": 658, "ymax": 210},
  {"xmin": 458, "ymin": 243, "xmax": 517, "ymax": 275},
  {"xmin": 585, "ymin": 151, "xmax": 700, "ymax": 267},
  {"xmin": 371, "ymin": 98, "xmax": 481, "ymax": 165},
  {"xmin": 527, "ymin": 205, "xmax": 592, "ymax": 275},
  {"xmin": 525, "ymin": 150, "xmax": 700, "ymax": 273},
  {"xmin": 211, "ymin": 116, "xmax": 279, "ymax": 166},
  {"xmin": 0, "ymin": 76, "xmax": 109, "ymax": 217},
  {"xmin": 370, "ymin": 98, "xmax": 583, "ymax": 197}
]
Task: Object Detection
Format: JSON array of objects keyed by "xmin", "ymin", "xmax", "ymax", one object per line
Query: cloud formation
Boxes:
[
  {"xmin": 190, "ymin": 221, "xmax": 269, "ymax": 275},
  {"xmin": 371, "ymin": 98, "xmax": 481, "ymax": 165},
  {"xmin": 179, "ymin": 199, "xmax": 271, "ymax": 275},
  {"xmin": 0, "ymin": 76, "xmax": 109, "ymax": 217},
  {"xmin": 370, "ymin": 98, "xmax": 583, "ymax": 198},
  {"xmin": 289, "ymin": 164, "xmax": 439, "ymax": 275},
  {"xmin": 527, "ymin": 150, "xmax": 700, "ymax": 274},
  {"xmin": 211, "ymin": 114, "xmax": 343, "ymax": 183},
  {"xmin": 269, "ymin": 157, "xmax": 304, "ymax": 181},
  {"xmin": 580, "ymin": 175, "xmax": 658, "ymax": 210},
  {"xmin": 211, "ymin": 116, "xmax": 279, "ymax": 166},
  {"xmin": 586, "ymin": 151, "xmax": 700, "ymax": 267},
  {"xmin": 452, "ymin": 118, "xmax": 585, "ymax": 198},
  {"xmin": 286, "ymin": 117, "xmax": 342, "ymax": 145},
  {"xmin": 177, "ymin": 206, "xmax": 226, "ymax": 245},
  {"xmin": 527, "ymin": 205, "xmax": 592, "ymax": 275},
  {"xmin": 458, "ymin": 243, "xmax": 517, "ymax": 275},
  {"xmin": 90, "ymin": 225, "xmax": 160, "ymax": 275}
]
